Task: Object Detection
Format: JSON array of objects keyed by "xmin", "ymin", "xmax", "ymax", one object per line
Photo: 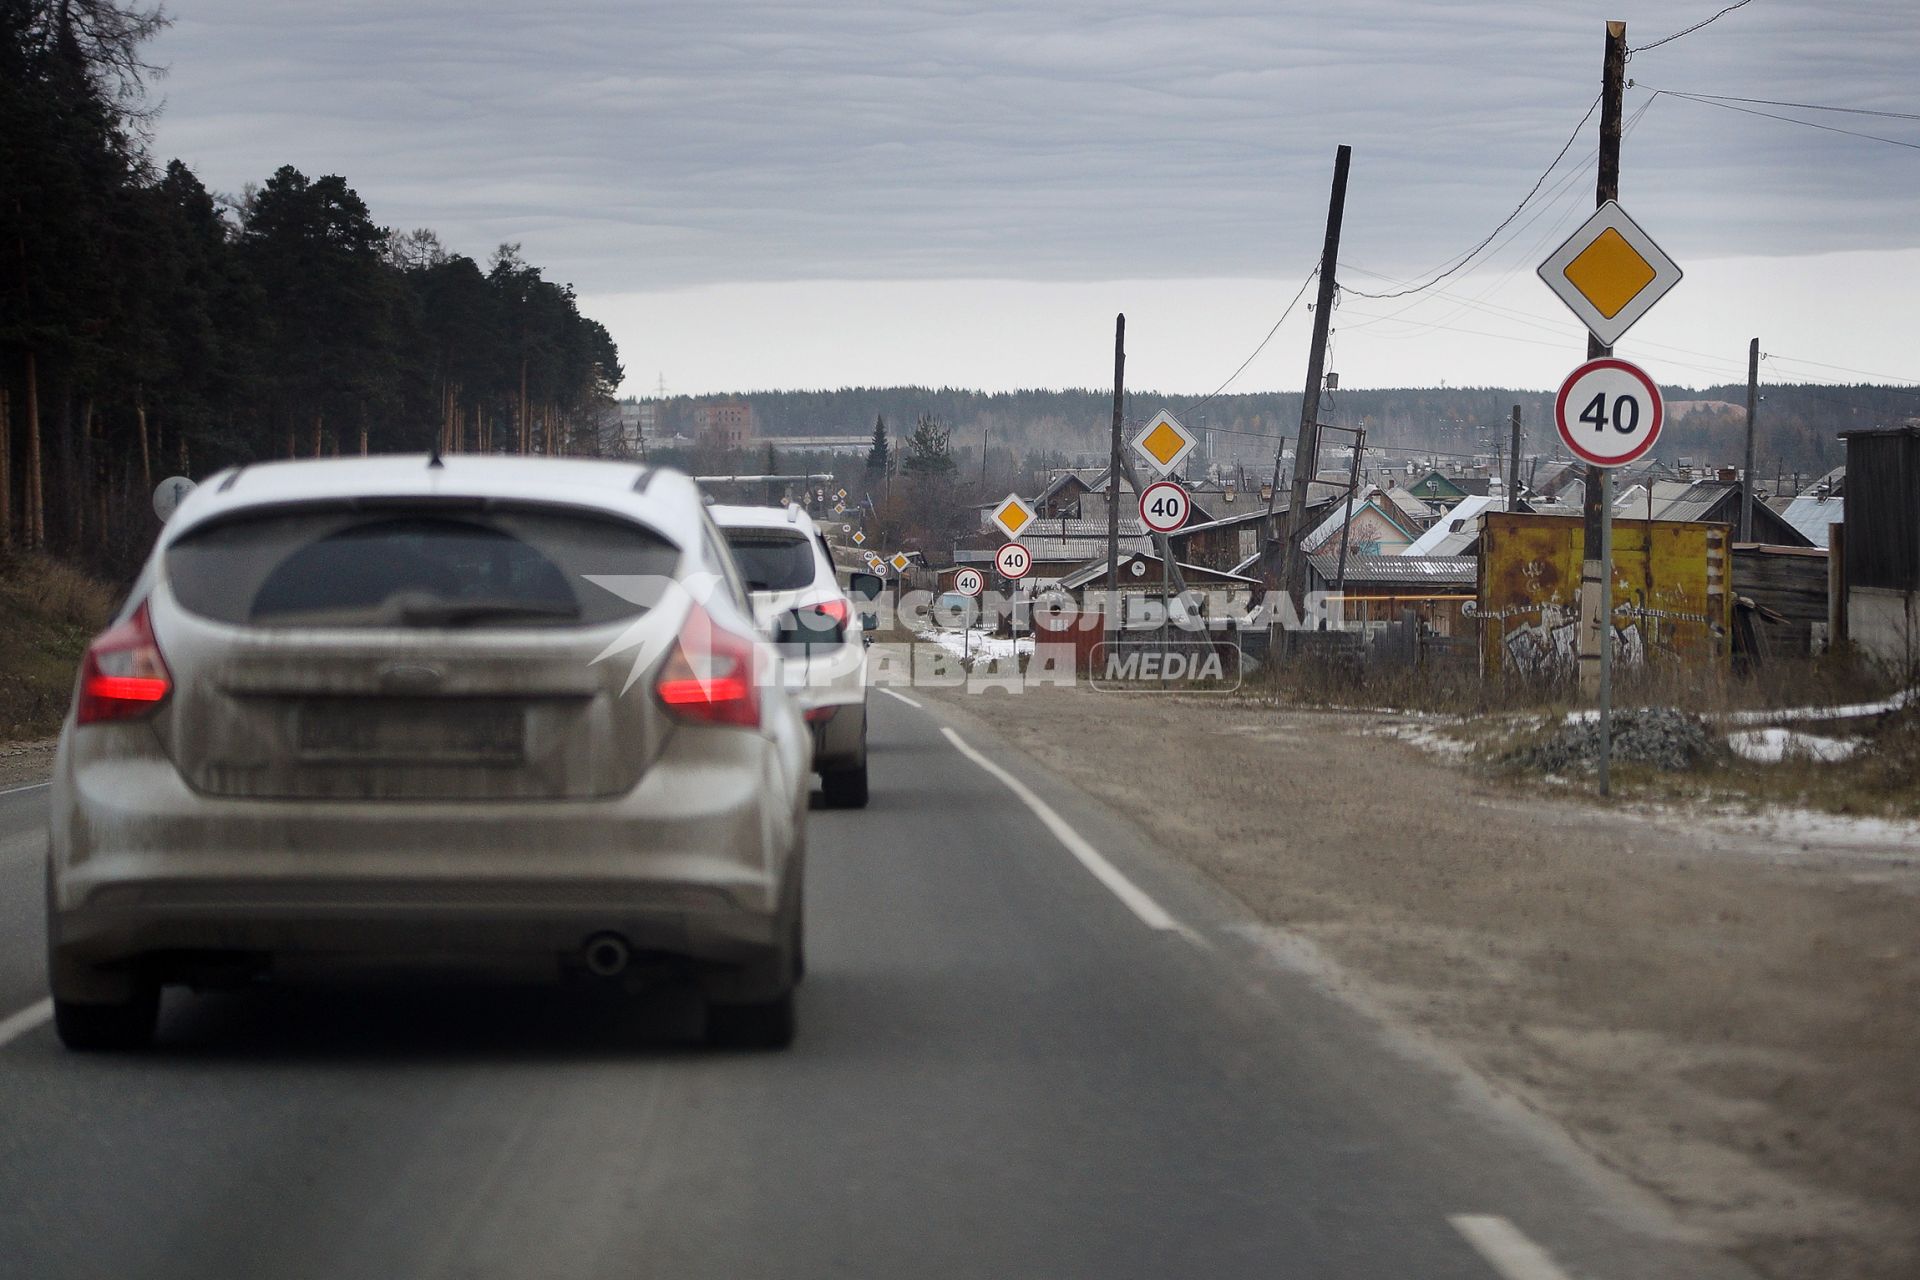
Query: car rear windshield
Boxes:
[
  {"xmin": 722, "ymin": 530, "xmax": 817, "ymax": 592},
  {"xmin": 165, "ymin": 505, "xmax": 679, "ymax": 628}
]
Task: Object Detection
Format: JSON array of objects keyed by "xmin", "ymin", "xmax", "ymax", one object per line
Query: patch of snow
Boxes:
[
  {"xmin": 1376, "ymin": 721, "xmax": 1474, "ymax": 761},
  {"xmin": 916, "ymin": 628, "xmax": 1033, "ymax": 663},
  {"xmin": 1717, "ymin": 809, "xmax": 1920, "ymax": 861},
  {"xmin": 1719, "ymin": 687, "xmax": 1915, "ymax": 726},
  {"xmin": 1726, "ymin": 728, "xmax": 1860, "ymax": 764},
  {"xmin": 1563, "ymin": 688, "xmax": 1915, "ymax": 729}
]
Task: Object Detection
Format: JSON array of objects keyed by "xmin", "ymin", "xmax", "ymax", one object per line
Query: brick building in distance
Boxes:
[{"xmin": 694, "ymin": 402, "xmax": 754, "ymax": 451}]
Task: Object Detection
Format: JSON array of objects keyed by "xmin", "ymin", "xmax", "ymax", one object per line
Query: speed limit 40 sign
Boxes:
[
  {"xmin": 994, "ymin": 541, "xmax": 1032, "ymax": 580},
  {"xmin": 1555, "ymin": 357, "xmax": 1664, "ymax": 468},
  {"xmin": 1138, "ymin": 479, "xmax": 1192, "ymax": 533},
  {"xmin": 953, "ymin": 567, "xmax": 985, "ymax": 597}
]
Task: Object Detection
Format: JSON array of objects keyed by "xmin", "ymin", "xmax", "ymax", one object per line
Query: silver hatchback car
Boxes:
[{"xmin": 45, "ymin": 456, "xmax": 812, "ymax": 1050}]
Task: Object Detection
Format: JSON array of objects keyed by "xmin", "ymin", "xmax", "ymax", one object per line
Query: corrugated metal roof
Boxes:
[
  {"xmin": 1782, "ymin": 494, "xmax": 1843, "ymax": 548},
  {"xmin": 1308, "ymin": 554, "xmax": 1477, "ymax": 585},
  {"xmin": 1401, "ymin": 494, "xmax": 1498, "ymax": 556}
]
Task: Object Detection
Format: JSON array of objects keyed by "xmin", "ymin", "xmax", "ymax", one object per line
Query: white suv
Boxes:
[{"xmin": 711, "ymin": 504, "xmax": 870, "ymax": 808}]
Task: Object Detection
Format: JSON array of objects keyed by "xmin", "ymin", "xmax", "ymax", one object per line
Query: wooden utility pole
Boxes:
[
  {"xmin": 1741, "ymin": 337, "xmax": 1759, "ymax": 541},
  {"xmin": 135, "ymin": 395, "xmax": 151, "ymax": 495},
  {"xmin": 1508, "ymin": 405, "xmax": 1522, "ymax": 512},
  {"xmin": 1278, "ymin": 144, "xmax": 1353, "ymax": 618},
  {"xmin": 1105, "ymin": 314, "xmax": 1126, "ymax": 632},
  {"xmin": 1577, "ymin": 20, "xmax": 1627, "ymax": 709}
]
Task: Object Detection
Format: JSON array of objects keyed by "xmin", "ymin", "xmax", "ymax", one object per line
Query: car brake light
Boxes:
[
  {"xmin": 791, "ymin": 597, "xmax": 848, "ymax": 644},
  {"xmin": 76, "ymin": 600, "xmax": 172, "ymax": 725},
  {"xmin": 654, "ymin": 602, "xmax": 762, "ymax": 728}
]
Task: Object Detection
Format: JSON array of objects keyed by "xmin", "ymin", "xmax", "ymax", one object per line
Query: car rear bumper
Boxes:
[{"xmin": 48, "ymin": 728, "xmax": 801, "ymax": 986}]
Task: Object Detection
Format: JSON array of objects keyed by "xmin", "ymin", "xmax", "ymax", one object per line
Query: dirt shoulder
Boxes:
[
  {"xmin": 0, "ymin": 739, "xmax": 57, "ymax": 790},
  {"xmin": 916, "ymin": 679, "xmax": 1919, "ymax": 1280}
]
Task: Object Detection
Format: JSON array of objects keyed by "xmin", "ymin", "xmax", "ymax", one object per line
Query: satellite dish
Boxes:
[{"xmin": 153, "ymin": 476, "xmax": 197, "ymax": 523}]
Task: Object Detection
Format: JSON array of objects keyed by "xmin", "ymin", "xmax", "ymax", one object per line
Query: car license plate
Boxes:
[{"xmin": 296, "ymin": 701, "xmax": 525, "ymax": 763}]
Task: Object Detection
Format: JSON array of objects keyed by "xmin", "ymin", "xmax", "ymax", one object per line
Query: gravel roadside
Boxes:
[
  {"xmin": 0, "ymin": 739, "xmax": 56, "ymax": 790},
  {"xmin": 917, "ymin": 678, "xmax": 1919, "ymax": 1280}
]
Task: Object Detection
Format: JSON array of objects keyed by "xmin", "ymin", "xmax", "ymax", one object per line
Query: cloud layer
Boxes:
[{"xmin": 151, "ymin": 0, "xmax": 1920, "ymax": 297}]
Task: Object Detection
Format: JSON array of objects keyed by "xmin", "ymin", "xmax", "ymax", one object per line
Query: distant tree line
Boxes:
[
  {"xmin": 684, "ymin": 381, "xmax": 1909, "ymax": 482},
  {"xmin": 1, "ymin": 1, "xmax": 622, "ymax": 572}
]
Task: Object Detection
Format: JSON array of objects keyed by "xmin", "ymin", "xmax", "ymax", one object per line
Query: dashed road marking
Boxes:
[
  {"xmin": 0, "ymin": 781, "xmax": 50, "ymax": 799},
  {"xmin": 939, "ymin": 726, "xmax": 1200, "ymax": 944},
  {"xmin": 876, "ymin": 687, "xmax": 923, "ymax": 709},
  {"xmin": 0, "ymin": 998, "xmax": 53, "ymax": 1050},
  {"xmin": 1450, "ymin": 1215, "xmax": 1575, "ymax": 1280}
]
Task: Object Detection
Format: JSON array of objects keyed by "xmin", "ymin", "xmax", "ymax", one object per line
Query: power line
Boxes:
[
  {"xmin": 1657, "ymin": 89, "xmax": 1920, "ymax": 151},
  {"xmin": 1176, "ymin": 264, "xmax": 1318, "ymax": 418},
  {"xmin": 1339, "ymin": 92, "xmax": 1662, "ymax": 335},
  {"xmin": 1634, "ymin": 87, "xmax": 1920, "ymax": 122},
  {"xmin": 1628, "ymin": 0, "xmax": 1754, "ymax": 55},
  {"xmin": 1344, "ymin": 92, "xmax": 1602, "ymax": 301},
  {"xmin": 1761, "ymin": 351, "xmax": 1920, "ymax": 385}
]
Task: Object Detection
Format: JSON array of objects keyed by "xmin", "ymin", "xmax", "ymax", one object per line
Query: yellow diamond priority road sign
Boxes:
[
  {"xmin": 989, "ymin": 493, "xmax": 1036, "ymax": 540},
  {"xmin": 851, "ymin": 529, "xmax": 866, "ymax": 545},
  {"xmin": 1131, "ymin": 409, "xmax": 1197, "ymax": 477},
  {"xmin": 1538, "ymin": 200, "xmax": 1682, "ymax": 348},
  {"xmin": 889, "ymin": 552, "xmax": 911, "ymax": 573}
]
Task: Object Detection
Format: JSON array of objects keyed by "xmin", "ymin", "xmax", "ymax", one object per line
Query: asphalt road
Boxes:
[{"xmin": 0, "ymin": 694, "xmax": 1754, "ymax": 1280}]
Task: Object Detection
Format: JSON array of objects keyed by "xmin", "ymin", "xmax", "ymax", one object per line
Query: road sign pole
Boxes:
[
  {"xmin": 1598, "ymin": 467, "xmax": 1613, "ymax": 797},
  {"xmin": 1106, "ymin": 314, "xmax": 1125, "ymax": 644}
]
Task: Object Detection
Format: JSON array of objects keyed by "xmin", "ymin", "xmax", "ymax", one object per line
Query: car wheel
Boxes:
[
  {"xmin": 53, "ymin": 987, "xmax": 160, "ymax": 1053},
  {"xmin": 820, "ymin": 758, "xmax": 868, "ymax": 808}
]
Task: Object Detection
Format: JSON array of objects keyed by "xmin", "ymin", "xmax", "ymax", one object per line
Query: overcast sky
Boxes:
[{"xmin": 149, "ymin": 1, "xmax": 1920, "ymax": 397}]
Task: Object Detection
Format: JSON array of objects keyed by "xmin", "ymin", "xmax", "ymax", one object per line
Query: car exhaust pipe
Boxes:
[{"xmin": 582, "ymin": 932, "xmax": 631, "ymax": 978}]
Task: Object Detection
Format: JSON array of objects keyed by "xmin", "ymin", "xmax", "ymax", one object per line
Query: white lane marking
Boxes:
[
  {"xmin": 0, "ymin": 998, "xmax": 53, "ymax": 1050},
  {"xmin": 877, "ymin": 686, "xmax": 923, "ymax": 709},
  {"xmin": 0, "ymin": 781, "xmax": 50, "ymax": 798},
  {"xmin": 1450, "ymin": 1215, "xmax": 1576, "ymax": 1280},
  {"xmin": 939, "ymin": 726, "xmax": 1200, "ymax": 944}
]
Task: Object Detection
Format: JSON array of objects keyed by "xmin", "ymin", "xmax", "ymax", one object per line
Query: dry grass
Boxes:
[
  {"xmin": 1240, "ymin": 639, "xmax": 1916, "ymax": 820},
  {"xmin": 0, "ymin": 553, "xmax": 116, "ymax": 741}
]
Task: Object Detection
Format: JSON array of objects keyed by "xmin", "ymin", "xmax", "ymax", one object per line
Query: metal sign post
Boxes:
[
  {"xmin": 1555, "ymin": 357, "xmax": 1665, "ymax": 797},
  {"xmin": 1598, "ymin": 468, "xmax": 1613, "ymax": 794}
]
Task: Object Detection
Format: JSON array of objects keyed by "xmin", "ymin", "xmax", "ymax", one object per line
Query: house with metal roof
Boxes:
[
  {"xmin": 1305, "ymin": 554, "xmax": 1478, "ymax": 636},
  {"xmin": 1612, "ymin": 479, "xmax": 1813, "ymax": 547},
  {"xmin": 1402, "ymin": 494, "xmax": 1502, "ymax": 558},
  {"xmin": 1299, "ymin": 486, "xmax": 1421, "ymax": 557}
]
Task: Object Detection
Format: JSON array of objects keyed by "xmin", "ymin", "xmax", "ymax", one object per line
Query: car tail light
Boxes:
[
  {"xmin": 796, "ymin": 597, "xmax": 849, "ymax": 643},
  {"xmin": 654, "ymin": 602, "xmax": 761, "ymax": 728},
  {"xmin": 76, "ymin": 600, "xmax": 172, "ymax": 725},
  {"xmin": 803, "ymin": 706, "xmax": 835, "ymax": 724}
]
